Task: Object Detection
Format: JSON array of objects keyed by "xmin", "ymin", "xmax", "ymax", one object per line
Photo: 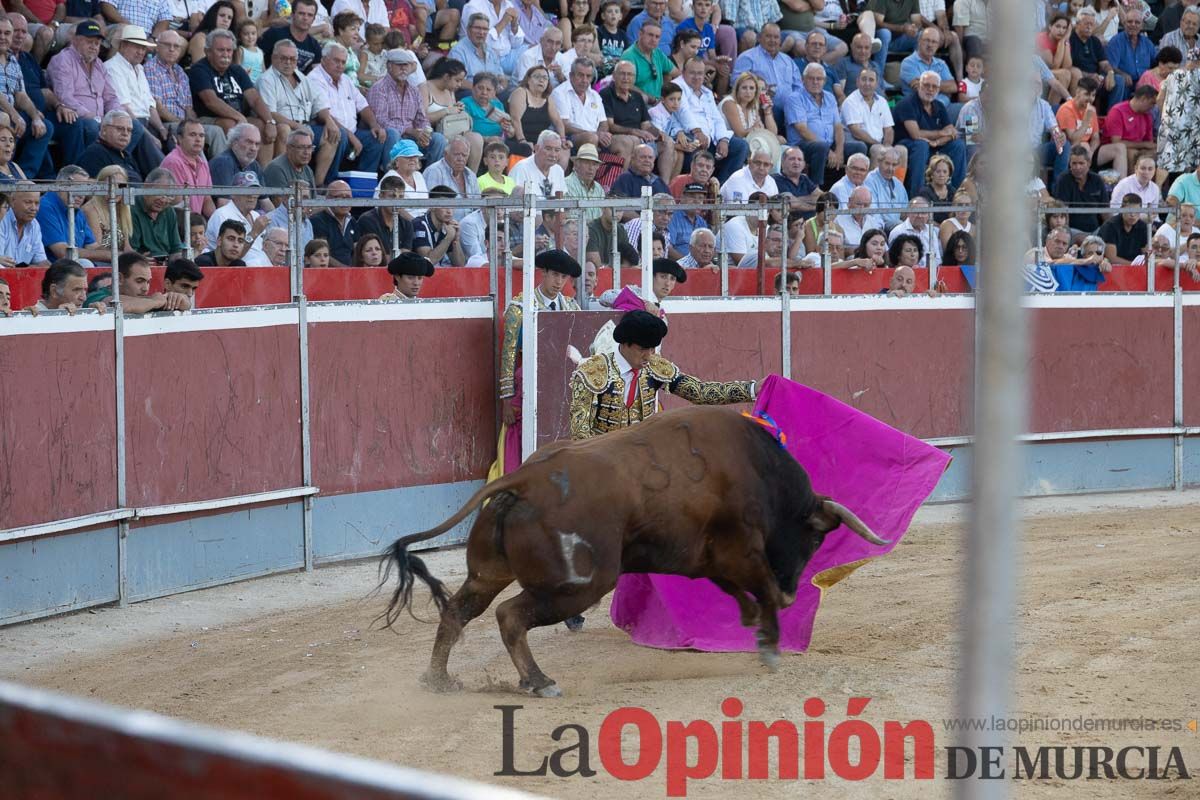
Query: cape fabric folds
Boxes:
[{"xmin": 609, "ymin": 375, "xmax": 952, "ymax": 652}]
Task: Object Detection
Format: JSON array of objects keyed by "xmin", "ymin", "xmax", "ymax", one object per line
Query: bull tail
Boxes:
[
  {"xmin": 823, "ymin": 500, "xmax": 891, "ymax": 546},
  {"xmin": 376, "ymin": 473, "xmax": 525, "ymax": 628}
]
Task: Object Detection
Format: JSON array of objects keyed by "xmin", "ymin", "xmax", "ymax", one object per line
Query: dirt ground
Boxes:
[{"xmin": 4, "ymin": 492, "xmax": 1199, "ymax": 799}]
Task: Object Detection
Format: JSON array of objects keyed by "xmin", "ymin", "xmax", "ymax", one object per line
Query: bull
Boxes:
[{"xmin": 378, "ymin": 405, "xmax": 888, "ymax": 697}]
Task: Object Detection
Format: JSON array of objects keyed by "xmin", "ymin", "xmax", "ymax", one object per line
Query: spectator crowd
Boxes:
[{"xmin": 2, "ymin": 0, "xmax": 1200, "ymax": 312}]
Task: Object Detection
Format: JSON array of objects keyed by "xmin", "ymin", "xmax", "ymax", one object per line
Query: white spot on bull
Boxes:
[{"xmin": 557, "ymin": 532, "xmax": 593, "ymax": 585}]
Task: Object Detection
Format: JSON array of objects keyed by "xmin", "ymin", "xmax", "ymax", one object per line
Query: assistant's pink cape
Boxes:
[{"xmin": 609, "ymin": 376, "xmax": 952, "ymax": 652}]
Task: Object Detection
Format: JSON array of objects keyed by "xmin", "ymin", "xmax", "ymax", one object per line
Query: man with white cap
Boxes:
[
  {"xmin": 105, "ymin": 25, "xmax": 169, "ymax": 147},
  {"xmin": 366, "ymin": 48, "xmax": 444, "ymax": 165}
]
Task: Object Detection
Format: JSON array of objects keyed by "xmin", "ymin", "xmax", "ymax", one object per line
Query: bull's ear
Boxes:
[{"xmin": 806, "ymin": 496, "xmax": 841, "ymax": 534}]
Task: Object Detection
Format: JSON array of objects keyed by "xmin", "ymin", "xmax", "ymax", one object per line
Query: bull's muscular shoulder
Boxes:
[
  {"xmin": 575, "ymin": 354, "xmax": 614, "ymax": 393},
  {"xmin": 645, "ymin": 354, "xmax": 680, "ymax": 384}
]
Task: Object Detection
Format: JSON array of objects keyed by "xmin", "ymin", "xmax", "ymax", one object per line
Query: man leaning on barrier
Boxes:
[
  {"xmin": 28, "ymin": 259, "xmax": 99, "ymax": 314},
  {"xmin": 0, "ymin": 276, "xmax": 9, "ymax": 315},
  {"xmin": 163, "ymin": 258, "xmax": 204, "ymax": 305},
  {"xmin": 113, "ymin": 252, "xmax": 192, "ymax": 312}
]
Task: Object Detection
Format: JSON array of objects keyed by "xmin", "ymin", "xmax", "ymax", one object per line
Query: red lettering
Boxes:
[
  {"xmin": 828, "ymin": 720, "xmax": 881, "ymax": 780},
  {"xmin": 598, "ymin": 707, "xmax": 662, "ymax": 782},
  {"xmin": 665, "ymin": 720, "xmax": 719, "ymax": 797},
  {"xmin": 803, "ymin": 697, "xmax": 826, "ymax": 779},
  {"xmin": 883, "ymin": 720, "xmax": 935, "ymax": 779},
  {"xmin": 720, "ymin": 697, "xmax": 743, "ymax": 779},
  {"xmin": 747, "ymin": 720, "xmax": 799, "ymax": 779}
]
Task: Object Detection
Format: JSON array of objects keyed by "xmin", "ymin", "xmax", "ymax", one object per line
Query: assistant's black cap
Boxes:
[{"xmin": 613, "ymin": 310, "xmax": 668, "ymax": 349}]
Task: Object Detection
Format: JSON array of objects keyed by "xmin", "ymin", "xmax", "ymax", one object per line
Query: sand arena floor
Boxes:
[{"xmin": 3, "ymin": 491, "xmax": 1198, "ymax": 799}]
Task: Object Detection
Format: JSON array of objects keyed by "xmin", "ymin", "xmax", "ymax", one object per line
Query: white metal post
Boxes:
[
  {"xmin": 640, "ymin": 186, "xmax": 653, "ymax": 300},
  {"xmin": 520, "ymin": 185, "xmax": 538, "ymax": 462}
]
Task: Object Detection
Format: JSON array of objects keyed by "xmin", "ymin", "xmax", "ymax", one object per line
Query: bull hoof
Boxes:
[
  {"xmin": 758, "ymin": 646, "xmax": 780, "ymax": 673},
  {"xmin": 519, "ymin": 679, "xmax": 563, "ymax": 698},
  {"xmin": 420, "ymin": 671, "xmax": 463, "ymax": 693},
  {"xmin": 564, "ymin": 614, "xmax": 586, "ymax": 631}
]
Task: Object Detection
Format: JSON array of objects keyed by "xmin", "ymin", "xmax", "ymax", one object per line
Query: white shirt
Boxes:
[
  {"xmin": 889, "ymin": 219, "xmax": 943, "ymax": 268},
  {"xmin": 829, "ymin": 176, "xmax": 866, "ymax": 209},
  {"xmin": 514, "ymin": 47, "xmax": 570, "ymax": 86},
  {"xmin": 918, "ymin": 0, "xmax": 946, "ymax": 22},
  {"xmin": 207, "ymin": 202, "xmax": 266, "ymax": 261},
  {"xmin": 673, "ymin": 77, "xmax": 732, "ymax": 142},
  {"xmin": 841, "ymin": 90, "xmax": 894, "ymax": 145},
  {"xmin": 1155, "ymin": 221, "xmax": 1195, "ymax": 256},
  {"xmin": 551, "ymin": 81, "xmax": 606, "ymax": 132},
  {"xmin": 168, "ymin": 0, "xmax": 214, "ymax": 19},
  {"xmin": 459, "ymin": 0, "xmax": 525, "ymax": 57},
  {"xmin": 307, "ymin": 63, "xmax": 368, "ymax": 131},
  {"xmin": 719, "ymin": 166, "xmax": 778, "ymax": 203},
  {"xmin": 839, "ymin": 212, "xmax": 883, "ymax": 249},
  {"xmin": 721, "ymin": 215, "xmax": 756, "ymax": 258},
  {"xmin": 105, "ymin": 54, "xmax": 155, "ymax": 119},
  {"xmin": 508, "ymin": 156, "xmax": 565, "ymax": 198},
  {"xmin": 613, "ymin": 347, "xmax": 640, "ymax": 399},
  {"xmin": 331, "ymin": 0, "xmax": 389, "ymax": 38}
]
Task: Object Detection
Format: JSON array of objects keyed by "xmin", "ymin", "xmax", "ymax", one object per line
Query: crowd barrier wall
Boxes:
[
  {"xmin": 3, "ymin": 291, "xmax": 1198, "ymax": 626},
  {"xmin": 8, "ymin": 264, "xmax": 1194, "ymax": 312}
]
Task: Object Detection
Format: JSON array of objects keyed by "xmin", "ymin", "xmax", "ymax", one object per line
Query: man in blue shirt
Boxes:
[
  {"xmin": 612, "ymin": 143, "xmax": 671, "ymax": 198},
  {"xmin": 1106, "ymin": 9, "xmax": 1157, "ymax": 87},
  {"xmin": 626, "ymin": 0, "xmax": 677, "ymax": 56},
  {"xmin": 899, "ymin": 27, "xmax": 959, "ymax": 119},
  {"xmin": 733, "ymin": 23, "xmax": 803, "ymax": 110},
  {"xmin": 893, "ymin": 71, "xmax": 965, "ymax": 194},
  {"xmin": 772, "ymin": 146, "xmax": 821, "ymax": 218},
  {"xmin": 0, "ymin": 184, "xmax": 50, "ymax": 269},
  {"xmin": 783, "ymin": 63, "xmax": 867, "ymax": 186},
  {"xmin": 38, "ymin": 165, "xmax": 113, "ymax": 263}
]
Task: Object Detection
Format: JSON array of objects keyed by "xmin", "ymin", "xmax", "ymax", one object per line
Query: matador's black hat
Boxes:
[
  {"xmin": 387, "ymin": 252, "xmax": 435, "ymax": 277},
  {"xmin": 653, "ymin": 258, "xmax": 687, "ymax": 283},
  {"xmin": 613, "ymin": 310, "xmax": 668, "ymax": 349},
  {"xmin": 535, "ymin": 249, "xmax": 582, "ymax": 278}
]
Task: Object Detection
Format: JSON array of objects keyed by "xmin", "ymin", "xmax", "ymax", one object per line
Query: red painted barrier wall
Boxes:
[
  {"xmin": 308, "ymin": 317, "xmax": 496, "ymax": 495},
  {"xmin": 786, "ymin": 308, "xmax": 975, "ymax": 439},
  {"xmin": 1027, "ymin": 308, "xmax": 1174, "ymax": 433},
  {"xmin": 123, "ymin": 325, "xmax": 303, "ymax": 507},
  {"xmin": 0, "ymin": 330, "xmax": 118, "ymax": 528}
]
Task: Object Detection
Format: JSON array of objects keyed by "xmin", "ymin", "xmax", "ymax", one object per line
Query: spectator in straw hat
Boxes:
[
  {"xmin": 564, "ymin": 142, "xmax": 606, "ymax": 222},
  {"xmin": 367, "ymin": 47, "xmax": 444, "ymax": 166}
]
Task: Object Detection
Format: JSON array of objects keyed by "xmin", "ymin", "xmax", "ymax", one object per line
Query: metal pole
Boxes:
[
  {"xmin": 822, "ymin": 230, "xmax": 832, "ymax": 296},
  {"xmin": 640, "ymin": 187, "xmax": 652, "ymax": 300},
  {"xmin": 504, "ymin": 226, "xmax": 514, "ymax": 307},
  {"xmin": 755, "ymin": 206, "xmax": 767, "ymax": 295},
  {"xmin": 290, "ymin": 183, "xmax": 303, "ymax": 297},
  {"xmin": 575, "ymin": 212, "xmax": 588, "ymax": 308},
  {"xmin": 718, "ymin": 208, "xmax": 729, "ymax": 297},
  {"xmin": 67, "ymin": 192, "xmax": 77, "ymax": 261},
  {"xmin": 928, "ymin": 219, "xmax": 938, "ymax": 290},
  {"xmin": 780, "ymin": 274, "xmax": 791, "ymax": 380},
  {"xmin": 520, "ymin": 185, "xmax": 537, "ymax": 462},
  {"xmin": 1174, "ymin": 285, "xmax": 1183, "ymax": 489},
  {"xmin": 610, "ymin": 205, "xmax": 619, "ymax": 280},
  {"xmin": 114, "ymin": 302, "xmax": 127, "ymax": 606},
  {"xmin": 297, "ymin": 293, "xmax": 313, "ymax": 571},
  {"xmin": 779, "ymin": 198, "xmax": 790, "ymax": 271},
  {"xmin": 182, "ymin": 203, "xmax": 193, "ymax": 261},
  {"xmin": 108, "ymin": 180, "xmax": 121, "ymax": 301},
  {"xmin": 487, "ymin": 205, "xmax": 498, "ymax": 293},
  {"xmin": 956, "ymin": 0, "xmax": 1034, "ymax": 795},
  {"xmin": 390, "ymin": 203, "xmax": 401, "ymax": 259}
]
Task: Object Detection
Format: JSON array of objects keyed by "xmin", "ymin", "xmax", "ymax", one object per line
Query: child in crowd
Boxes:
[
  {"xmin": 651, "ymin": 82, "xmax": 700, "ymax": 173},
  {"xmin": 676, "ymin": 0, "xmax": 716, "ymax": 58},
  {"xmin": 305, "ymin": 239, "xmax": 331, "ymax": 268},
  {"xmin": 359, "ymin": 23, "xmax": 389, "ymax": 87},
  {"xmin": 962, "ymin": 55, "xmax": 984, "ymax": 101},
  {"xmin": 236, "ymin": 20, "xmax": 264, "ymax": 82},
  {"xmin": 189, "ymin": 218, "xmax": 209, "ymax": 255},
  {"xmin": 596, "ymin": 0, "xmax": 629, "ymax": 78},
  {"xmin": 478, "ymin": 141, "xmax": 516, "ymax": 195}
]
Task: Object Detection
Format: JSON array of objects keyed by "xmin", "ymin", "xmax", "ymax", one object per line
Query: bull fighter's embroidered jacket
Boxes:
[
  {"xmin": 499, "ymin": 291, "xmax": 581, "ymax": 399},
  {"xmin": 568, "ymin": 352, "xmax": 755, "ymax": 440}
]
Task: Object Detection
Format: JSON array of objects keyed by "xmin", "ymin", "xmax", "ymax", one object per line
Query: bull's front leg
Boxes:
[
  {"xmin": 710, "ymin": 550, "xmax": 786, "ymax": 671},
  {"xmin": 753, "ymin": 597, "xmax": 782, "ymax": 672}
]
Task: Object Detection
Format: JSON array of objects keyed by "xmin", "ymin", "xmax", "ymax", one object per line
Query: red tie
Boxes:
[{"xmin": 626, "ymin": 369, "xmax": 640, "ymax": 408}]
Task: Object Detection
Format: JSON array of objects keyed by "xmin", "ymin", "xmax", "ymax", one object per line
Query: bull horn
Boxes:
[{"xmin": 823, "ymin": 500, "xmax": 890, "ymax": 546}]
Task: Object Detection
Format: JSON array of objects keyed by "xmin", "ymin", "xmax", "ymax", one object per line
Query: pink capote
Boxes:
[{"xmin": 609, "ymin": 376, "xmax": 952, "ymax": 652}]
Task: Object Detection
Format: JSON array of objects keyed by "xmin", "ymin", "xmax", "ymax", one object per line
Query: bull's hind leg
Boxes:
[
  {"xmin": 422, "ymin": 576, "xmax": 512, "ymax": 692},
  {"xmin": 495, "ymin": 589, "xmax": 598, "ymax": 697}
]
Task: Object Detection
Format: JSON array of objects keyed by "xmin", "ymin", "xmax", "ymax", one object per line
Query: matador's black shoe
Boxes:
[{"xmin": 564, "ymin": 614, "xmax": 586, "ymax": 631}]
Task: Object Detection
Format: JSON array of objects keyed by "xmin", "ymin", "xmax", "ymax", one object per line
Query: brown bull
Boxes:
[{"xmin": 378, "ymin": 405, "xmax": 887, "ymax": 697}]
